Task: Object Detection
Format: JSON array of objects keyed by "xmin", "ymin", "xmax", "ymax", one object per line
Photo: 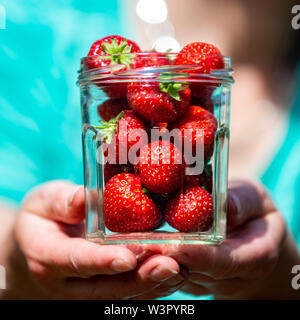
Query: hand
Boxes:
[
  {"xmin": 141, "ymin": 180, "xmax": 300, "ymax": 299},
  {"xmin": 3, "ymin": 181, "xmax": 186, "ymax": 299}
]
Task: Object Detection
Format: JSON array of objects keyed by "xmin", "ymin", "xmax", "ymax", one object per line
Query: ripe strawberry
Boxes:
[
  {"xmin": 104, "ymin": 173, "xmax": 162, "ymax": 232},
  {"xmin": 165, "ymin": 186, "xmax": 213, "ymax": 232},
  {"xmin": 104, "ymin": 163, "xmax": 134, "ymax": 183},
  {"xmin": 171, "ymin": 105, "xmax": 217, "ymax": 161},
  {"xmin": 86, "ymin": 35, "xmax": 141, "ymax": 98},
  {"xmin": 175, "ymin": 42, "xmax": 224, "ymax": 101},
  {"xmin": 87, "ymin": 35, "xmax": 141, "ymax": 69},
  {"xmin": 132, "ymin": 51, "xmax": 171, "ymax": 69},
  {"xmin": 98, "ymin": 99, "xmax": 128, "ymax": 122},
  {"xmin": 97, "ymin": 110, "xmax": 147, "ymax": 164},
  {"xmin": 127, "ymin": 81, "xmax": 191, "ymax": 123},
  {"xmin": 136, "ymin": 140, "xmax": 185, "ymax": 194},
  {"xmin": 175, "ymin": 42, "xmax": 224, "ymax": 74}
]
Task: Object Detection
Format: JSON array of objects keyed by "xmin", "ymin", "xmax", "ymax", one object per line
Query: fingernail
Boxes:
[
  {"xmin": 150, "ymin": 266, "xmax": 178, "ymax": 282},
  {"xmin": 111, "ymin": 259, "xmax": 134, "ymax": 272},
  {"xmin": 66, "ymin": 186, "xmax": 82, "ymax": 208},
  {"xmin": 136, "ymin": 250, "xmax": 149, "ymax": 261}
]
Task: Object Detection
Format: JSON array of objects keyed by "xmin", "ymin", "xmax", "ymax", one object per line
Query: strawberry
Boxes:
[
  {"xmin": 174, "ymin": 42, "xmax": 224, "ymax": 75},
  {"xmin": 98, "ymin": 99, "xmax": 128, "ymax": 122},
  {"xmin": 171, "ymin": 105, "xmax": 217, "ymax": 161},
  {"xmin": 96, "ymin": 110, "xmax": 147, "ymax": 165},
  {"xmin": 175, "ymin": 42, "xmax": 224, "ymax": 101},
  {"xmin": 165, "ymin": 186, "xmax": 213, "ymax": 232},
  {"xmin": 127, "ymin": 81, "xmax": 191, "ymax": 123},
  {"xmin": 87, "ymin": 35, "xmax": 141, "ymax": 69},
  {"xmin": 104, "ymin": 173, "xmax": 162, "ymax": 232},
  {"xmin": 104, "ymin": 163, "xmax": 134, "ymax": 184},
  {"xmin": 86, "ymin": 35, "xmax": 141, "ymax": 98},
  {"xmin": 132, "ymin": 51, "xmax": 171, "ymax": 69},
  {"xmin": 136, "ymin": 140, "xmax": 185, "ymax": 194}
]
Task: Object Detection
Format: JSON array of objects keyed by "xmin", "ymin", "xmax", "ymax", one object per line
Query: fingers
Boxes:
[
  {"xmin": 220, "ymin": 211, "xmax": 286, "ymax": 280},
  {"xmin": 22, "ymin": 181, "xmax": 85, "ymax": 224},
  {"xmin": 173, "ymin": 211, "xmax": 284, "ymax": 280},
  {"xmin": 16, "ymin": 212, "xmax": 138, "ymax": 278},
  {"xmin": 227, "ymin": 179, "xmax": 275, "ymax": 229},
  {"xmin": 122, "ymin": 254, "xmax": 184, "ymax": 299},
  {"xmin": 51, "ymin": 239, "xmax": 138, "ymax": 277},
  {"xmin": 139, "ymin": 208, "xmax": 285, "ymax": 281},
  {"xmin": 62, "ymin": 255, "xmax": 184, "ymax": 299}
]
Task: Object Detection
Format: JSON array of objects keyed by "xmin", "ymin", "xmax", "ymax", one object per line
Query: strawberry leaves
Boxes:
[
  {"xmin": 100, "ymin": 38, "xmax": 135, "ymax": 69},
  {"xmin": 159, "ymin": 82, "xmax": 188, "ymax": 101},
  {"xmin": 95, "ymin": 111, "xmax": 124, "ymax": 144},
  {"xmin": 159, "ymin": 72, "xmax": 188, "ymax": 101}
]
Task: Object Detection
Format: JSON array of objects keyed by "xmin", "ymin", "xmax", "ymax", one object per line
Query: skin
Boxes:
[
  {"xmin": 0, "ymin": 180, "xmax": 299, "ymax": 299},
  {"xmin": 139, "ymin": 180, "xmax": 300, "ymax": 299},
  {"xmin": 0, "ymin": 181, "xmax": 186, "ymax": 300}
]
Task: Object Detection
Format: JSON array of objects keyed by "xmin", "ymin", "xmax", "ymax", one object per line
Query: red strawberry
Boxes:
[
  {"xmin": 98, "ymin": 110, "xmax": 147, "ymax": 165},
  {"xmin": 87, "ymin": 35, "xmax": 141, "ymax": 69},
  {"xmin": 98, "ymin": 99, "xmax": 128, "ymax": 122},
  {"xmin": 86, "ymin": 35, "xmax": 141, "ymax": 98},
  {"xmin": 104, "ymin": 173, "xmax": 162, "ymax": 232},
  {"xmin": 127, "ymin": 81, "xmax": 191, "ymax": 123},
  {"xmin": 165, "ymin": 186, "xmax": 213, "ymax": 232},
  {"xmin": 171, "ymin": 105, "xmax": 217, "ymax": 161},
  {"xmin": 136, "ymin": 140, "xmax": 185, "ymax": 194},
  {"xmin": 175, "ymin": 42, "xmax": 224, "ymax": 101},
  {"xmin": 132, "ymin": 51, "xmax": 171, "ymax": 69},
  {"xmin": 104, "ymin": 163, "xmax": 134, "ymax": 183},
  {"xmin": 175, "ymin": 42, "xmax": 224, "ymax": 74}
]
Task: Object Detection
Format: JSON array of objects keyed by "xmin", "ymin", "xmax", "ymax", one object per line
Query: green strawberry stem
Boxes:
[
  {"xmin": 159, "ymin": 82, "xmax": 188, "ymax": 101},
  {"xmin": 100, "ymin": 38, "xmax": 135, "ymax": 69},
  {"xmin": 94, "ymin": 111, "xmax": 124, "ymax": 144},
  {"xmin": 159, "ymin": 72, "xmax": 188, "ymax": 101}
]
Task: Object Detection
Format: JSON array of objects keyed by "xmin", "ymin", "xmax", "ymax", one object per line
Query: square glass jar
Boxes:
[{"xmin": 78, "ymin": 52, "xmax": 234, "ymax": 245}]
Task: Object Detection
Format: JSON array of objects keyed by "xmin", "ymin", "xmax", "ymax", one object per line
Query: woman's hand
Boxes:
[
  {"xmin": 2, "ymin": 181, "xmax": 185, "ymax": 299},
  {"xmin": 142, "ymin": 180, "xmax": 300, "ymax": 299}
]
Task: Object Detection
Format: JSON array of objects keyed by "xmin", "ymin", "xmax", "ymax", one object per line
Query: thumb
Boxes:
[
  {"xmin": 22, "ymin": 180, "xmax": 85, "ymax": 224},
  {"xmin": 227, "ymin": 179, "xmax": 275, "ymax": 230}
]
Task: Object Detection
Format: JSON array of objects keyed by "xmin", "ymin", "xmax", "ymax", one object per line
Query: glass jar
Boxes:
[{"xmin": 77, "ymin": 52, "xmax": 234, "ymax": 245}]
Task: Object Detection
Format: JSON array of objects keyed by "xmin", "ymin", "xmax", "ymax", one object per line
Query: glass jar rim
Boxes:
[{"xmin": 77, "ymin": 52, "xmax": 234, "ymax": 87}]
